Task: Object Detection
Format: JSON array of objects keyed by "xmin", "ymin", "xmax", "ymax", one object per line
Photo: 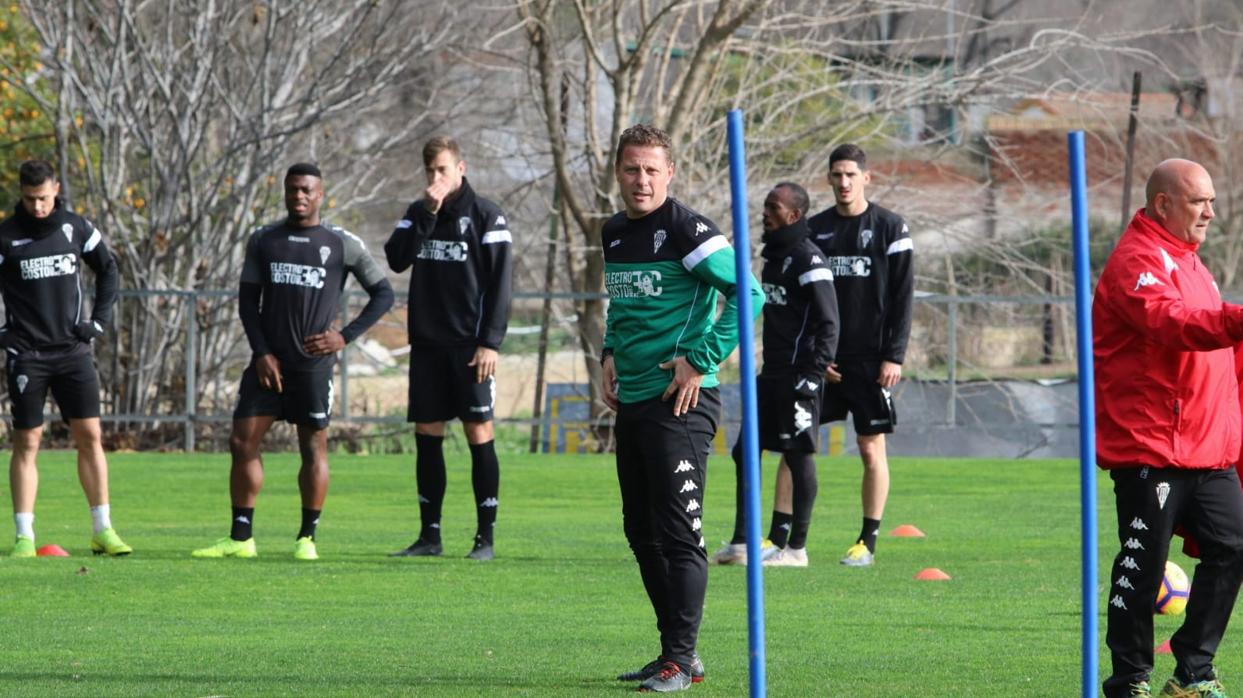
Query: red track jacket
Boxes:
[{"xmin": 1093, "ymin": 209, "xmax": 1243, "ymax": 470}]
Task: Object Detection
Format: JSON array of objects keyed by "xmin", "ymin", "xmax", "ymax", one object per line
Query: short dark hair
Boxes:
[
  {"xmin": 19, "ymin": 160, "xmax": 56, "ymax": 187},
  {"xmin": 422, "ymin": 136, "xmax": 462, "ymax": 168},
  {"xmin": 829, "ymin": 144, "xmax": 867, "ymax": 171},
  {"xmin": 615, "ymin": 124, "xmax": 674, "ymax": 167},
  {"xmin": 286, "ymin": 162, "xmax": 322, "ymax": 180},
  {"xmin": 773, "ymin": 181, "xmax": 810, "ymax": 217}
]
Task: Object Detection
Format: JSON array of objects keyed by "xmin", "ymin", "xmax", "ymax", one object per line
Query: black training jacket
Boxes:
[
  {"xmin": 807, "ymin": 202, "xmax": 914, "ymax": 364},
  {"xmin": 0, "ymin": 201, "xmax": 118, "ymax": 353},
  {"xmin": 384, "ymin": 178, "xmax": 513, "ymax": 350},
  {"xmin": 759, "ymin": 218, "xmax": 839, "ymax": 376}
]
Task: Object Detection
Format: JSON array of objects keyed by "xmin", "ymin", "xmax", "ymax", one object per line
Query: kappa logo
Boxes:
[
  {"xmin": 698, "ymin": 536, "xmax": 705, "ymax": 549},
  {"xmin": 288, "ymin": 235, "xmax": 310, "ymax": 243},
  {"xmin": 15, "ymin": 374, "xmax": 27, "ymax": 394},
  {"xmin": 1123, "ymin": 538, "xmax": 1144, "ymax": 550},
  {"xmin": 811, "ymin": 255, "xmax": 822, "ymax": 264},
  {"xmin": 859, "ymin": 229, "xmax": 873, "ymax": 249},
  {"xmin": 691, "ymin": 517, "xmax": 702, "ymax": 531},
  {"xmin": 458, "ymin": 216, "xmax": 472, "ymax": 236},
  {"xmin": 793, "ymin": 401, "xmax": 813, "ymax": 435},
  {"xmin": 694, "ymin": 221, "xmax": 710, "ymax": 236},
  {"xmin": 610, "ymin": 239, "xmax": 622, "ymax": 248},
  {"xmin": 480, "ymin": 497, "xmax": 499, "ymax": 508},
  {"xmin": 1134, "ymin": 272, "xmax": 1162, "ymax": 291},
  {"xmin": 234, "ymin": 515, "xmax": 250, "ymax": 524},
  {"xmin": 1156, "ymin": 482, "xmax": 1171, "ymax": 510},
  {"xmin": 1110, "ymin": 595, "xmax": 1127, "ymax": 610},
  {"xmin": 1130, "ymin": 517, "xmax": 1148, "ymax": 531},
  {"xmin": 319, "ymin": 246, "xmax": 331, "ymax": 265},
  {"xmin": 782, "ymin": 257, "xmax": 793, "ymax": 274},
  {"xmin": 795, "ymin": 377, "xmax": 819, "ymax": 392},
  {"xmin": 1119, "ymin": 556, "xmax": 1140, "ymax": 571},
  {"xmin": 654, "ymin": 229, "xmax": 667, "ymax": 253},
  {"xmin": 418, "ymin": 494, "xmax": 430, "ymax": 504},
  {"xmin": 1115, "ymin": 575, "xmax": 1135, "ymax": 590},
  {"xmin": 495, "ymin": 215, "xmax": 506, "ymax": 226},
  {"xmin": 62, "ymin": 223, "xmax": 73, "ymax": 242},
  {"xmin": 685, "ymin": 498, "xmax": 700, "ymax": 513},
  {"xmin": 679, "ymin": 479, "xmax": 698, "ymax": 494},
  {"xmin": 674, "ymin": 460, "xmax": 694, "ymax": 473}
]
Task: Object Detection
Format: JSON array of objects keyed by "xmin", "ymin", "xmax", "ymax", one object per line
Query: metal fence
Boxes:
[{"xmin": 54, "ymin": 288, "xmax": 1083, "ymax": 452}]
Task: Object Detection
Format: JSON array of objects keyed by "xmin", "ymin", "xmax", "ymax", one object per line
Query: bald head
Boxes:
[{"xmin": 1144, "ymin": 159, "xmax": 1215, "ymax": 244}]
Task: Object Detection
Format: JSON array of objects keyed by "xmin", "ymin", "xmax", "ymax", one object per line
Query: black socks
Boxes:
[
  {"xmin": 469, "ymin": 440, "xmax": 499, "ymax": 545},
  {"xmin": 415, "ymin": 433, "xmax": 447, "ymax": 544},
  {"xmin": 231, "ymin": 506, "xmax": 254, "ymax": 541}
]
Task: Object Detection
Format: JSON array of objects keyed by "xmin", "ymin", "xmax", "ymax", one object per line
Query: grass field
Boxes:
[{"xmin": 0, "ymin": 448, "xmax": 1231, "ymax": 697}]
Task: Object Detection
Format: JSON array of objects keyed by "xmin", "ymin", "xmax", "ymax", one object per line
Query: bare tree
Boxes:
[{"xmin": 1, "ymin": 0, "xmax": 460, "ymax": 439}]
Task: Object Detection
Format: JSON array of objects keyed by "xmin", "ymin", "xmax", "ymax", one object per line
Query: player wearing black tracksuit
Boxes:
[
  {"xmin": 385, "ymin": 172, "xmax": 513, "ymax": 559},
  {"xmin": 725, "ymin": 213, "xmax": 838, "ymax": 562}
]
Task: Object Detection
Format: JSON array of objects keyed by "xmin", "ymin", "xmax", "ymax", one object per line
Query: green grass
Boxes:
[{"xmin": 0, "ymin": 451, "xmax": 1226, "ymax": 696}]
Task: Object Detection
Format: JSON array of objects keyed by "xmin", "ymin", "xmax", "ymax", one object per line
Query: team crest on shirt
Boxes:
[
  {"xmin": 458, "ymin": 216, "xmax": 472, "ymax": 236},
  {"xmin": 653, "ymin": 229, "xmax": 667, "ymax": 253},
  {"xmin": 859, "ymin": 229, "xmax": 873, "ymax": 249},
  {"xmin": 782, "ymin": 257, "xmax": 792, "ymax": 274},
  {"xmin": 62, "ymin": 223, "xmax": 73, "ymax": 242},
  {"xmin": 319, "ymin": 246, "xmax": 331, "ymax": 265}
]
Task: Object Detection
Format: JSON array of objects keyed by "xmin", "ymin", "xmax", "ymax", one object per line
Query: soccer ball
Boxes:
[{"xmin": 1155, "ymin": 560, "xmax": 1190, "ymax": 616}]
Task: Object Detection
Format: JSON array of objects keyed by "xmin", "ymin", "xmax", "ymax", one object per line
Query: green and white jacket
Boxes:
[{"xmin": 602, "ymin": 197, "xmax": 763, "ymax": 404}]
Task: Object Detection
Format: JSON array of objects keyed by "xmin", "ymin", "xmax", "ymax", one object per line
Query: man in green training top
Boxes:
[{"xmin": 603, "ymin": 124, "xmax": 763, "ymax": 693}]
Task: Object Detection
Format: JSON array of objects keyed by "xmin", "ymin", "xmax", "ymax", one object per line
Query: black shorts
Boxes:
[
  {"xmin": 407, "ymin": 346, "xmax": 495, "ymax": 423},
  {"xmin": 820, "ymin": 360, "xmax": 896, "ymax": 435},
  {"xmin": 755, "ymin": 372, "xmax": 822, "ymax": 453},
  {"xmin": 5, "ymin": 343, "xmax": 101, "ymax": 430},
  {"xmin": 233, "ymin": 363, "xmax": 335, "ymax": 429}
]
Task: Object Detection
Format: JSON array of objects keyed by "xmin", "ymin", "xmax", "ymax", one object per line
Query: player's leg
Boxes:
[
  {"xmin": 614, "ymin": 398, "xmax": 673, "ymax": 680},
  {"xmin": 1165, "ymin": 467, "xmax": 1243, "ymax": 693},
  {"xmin": 764, "ymin": 375, "xmax": 821, "ymax": 567},
  {"xmin": 461, "ymin": 355, "xmax": 499, "ymax": 560},
  {"xmin": 8, "ymin": 351, "xmax": 50, "ymax": 557},
  {"xmin": 49, "ymin": 346, "xmax": 129, "ymax": 555},
  {"xmin": 193, "ymin": 364, "xmax": 275, "ymax": 558},
  {"xmin": 636, "ymin": 389, "xmax": 719, "ymax": 691},
  {"xmin": 767, "ymin": 459, "xmax": 794, "ymax": 549},
  {"xmin": 293, "ymin": 424, "xmax": 328, "ymax": 561},
  {"xmin": 9, "ymin": 426, "xmax": 42, "ymax": 558},
  {"xmin": 393, "ymin": 347, "xmax": 452, "ymax": 556},
  {"xmin": 842, "ymin": 361, "xmax": 895, "ymax": 565},
  {"xmin": 1102, "ymin": 467, "xmax": 1183, "ymax": 698},
  {"xmin": 713, "ymin": 436, "xmax": 749, "ymax": 564}
]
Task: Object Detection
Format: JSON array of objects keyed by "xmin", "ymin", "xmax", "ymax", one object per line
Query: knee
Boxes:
[
  {"xmin": 12, "ymin": 429, "xmax": 41, "ymax": 455},
  {"xmin": 229, "ymin": 433, "xmax": 257, "ymax": 460}
]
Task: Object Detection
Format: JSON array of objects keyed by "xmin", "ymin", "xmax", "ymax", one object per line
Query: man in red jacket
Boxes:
[{"xmin": 1094, "ymin": 158, "xmax": 1243, "ymax": 698}]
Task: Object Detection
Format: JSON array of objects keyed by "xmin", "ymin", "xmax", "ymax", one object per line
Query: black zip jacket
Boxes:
[
  {"xmin": 384, "ymin": 178, "xmax": 513, "ymax": 349},
  {"xmin": 759, "ymin": 218, "xmax": 839, "ymax": 376},
  {"xmin": 807, "ymin": 202, "xmax": 914, "ymax": 364},
  {"xmin": 0, "ymin": 200, "xmax": 118, "ymax": 353}
]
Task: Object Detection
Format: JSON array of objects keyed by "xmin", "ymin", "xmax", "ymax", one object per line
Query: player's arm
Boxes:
[
  {"xmin": 601, "ymin": 290, "xmax": 619, "ymax": 410},
  {"xmin": 681, "ymin": 229, "xmax": 764, "ymax": 376},
  {"xmin": 800, "ymin": 261, "xmax": 839, "ymax": 374},
  {"xmin": 237, "ymin": 230, "xmax": 280, "ymax": 391},
  {"xmin": 880, "ymin": 219, "xmax": 914, "ymax": 366},
  {"xmin": 468, "ymin": 207, "xmax": 513, "ymax": 383},
  {"xmin": 305, "ymin": 233, "xmax": 396, "ymax": 356},
  {"xmin": 78, "ymin": 220, "xmax": 118, "ymax": 341},
  {"xmin": 1106, "ymin": 250, "xmax": 1243, "ymax": 349},
  {"xmin": 383, "ymin": 201, "xmax": 436, "ymax": 273}
]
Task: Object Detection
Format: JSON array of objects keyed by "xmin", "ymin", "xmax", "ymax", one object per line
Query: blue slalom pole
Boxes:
[
  {"xmin": 727, "ymin": 108, "xmax": 766, "ymax": 698},
  {"xmin": 1068, "ymin": 130, "xmax": 1097, "ymax": 698}
]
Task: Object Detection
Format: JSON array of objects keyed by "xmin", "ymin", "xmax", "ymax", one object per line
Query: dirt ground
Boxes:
[{"xmin": 342, "ymin": 349, "xmax": 593, "ymax": 419}]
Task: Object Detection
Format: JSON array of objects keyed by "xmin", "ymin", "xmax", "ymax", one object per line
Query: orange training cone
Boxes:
[
  {"xmin": 914, "ymin": 567, "xmax": 951, "ymax": 580},
  {"xmin": 36, "ymin": 544, "xmax": 69, "ymax": 557},
  {"xmin": 890, "ymin": 524, "xmax": 926, "ymax": 538},
  {"xmin": 1155, "ymin": 639, "xmax": 1172, "ymax": 654}
]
